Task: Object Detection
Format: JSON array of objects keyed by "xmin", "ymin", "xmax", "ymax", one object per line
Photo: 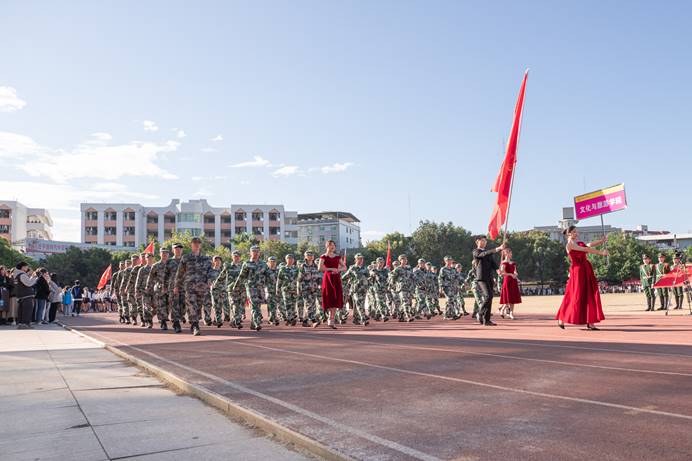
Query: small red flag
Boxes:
[
  {"xmin": 653, "ymin": 265, "xmax": 692, "ymax": 288},
  {"xmin": 385, "ymin": 241, "xmax": 392, "ymax": 269},
  {"xmin": 96, "ymin": 265, "xmax": 112, "ymax": 290},
  {"xmin": 144, "ymin": 240, "xmax": 155, "ymax": 255},
  {"xmin": 488, "ymin": 70, "xmax": 528, "ymax": 240}
]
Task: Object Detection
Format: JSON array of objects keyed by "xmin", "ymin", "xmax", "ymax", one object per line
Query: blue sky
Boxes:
[{"xmin": 1, "ymin": 1, "xmax": 690, "ymax": 241}]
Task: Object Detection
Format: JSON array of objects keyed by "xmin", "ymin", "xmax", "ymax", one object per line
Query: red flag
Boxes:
[
  {"xmin": 96, "ymin": 265, "xmax": 112, "ymax": 290},
  {"xmin": 653, "ymin": 265, "xmax": 692, "ymax": 288},
  {"xmin": 385, "ymin": 241, "xmax": 392, "ymax": 269},
  {"xmin": 144, "ymin": 240, "xmax": 155, "ymax": 255},
  {"xmin": 488, "ymin": 70, "xmax": 528, "ymax": 240}
]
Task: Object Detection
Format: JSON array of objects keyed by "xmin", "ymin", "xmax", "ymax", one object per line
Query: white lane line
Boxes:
[
  {"xmin": 86, "ymin": 331, "xmax": 443, "ymax": 461},
  {"xmin": 221, "ymin": 341, "xmax": 692, "ymax": 422},
  {"xmin": 265, "ymin": 335, "xmax": 692, "ymax": 378}
]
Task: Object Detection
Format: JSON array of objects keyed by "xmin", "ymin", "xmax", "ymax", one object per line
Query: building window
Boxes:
[
  {"xmin": 0, "ymin": 224, "xmax": 10, "ymax": 233},
  {"xmin": 124, "ymin": 241, "xmax": 135, "ymax": 247},
  {"xmin": 235, "ymin": 226, "xmax": 246, "ymax": 235},
  {"xmin": 269, "ymin": 212, "xmax": 280, "ymax": 221},
  {"xmin": 86, "ymin": 227, "xmax": 98, "ymax": 236},
  {"xmin": 252, "ymin": 212, "xmax": 263, "ymax": 221},
  {"xmin": 84, "ymin": 211, "xmax": 97, "ymax": 220},
  {"xmin": 284, "ymin": 230, "xmax": 298, "ymax": 239},
  {"xmin": 285, "ymin": 217, "xmax": 297, "ymax": 225},
  {"xmin": 252, "ymin": 226, "xmax": 263, "ymax": 235},
  {"xmin": 164, "ymin": 215, "xmax": 176, "ymax": 224},
  {"xmin": 146, "ymin": 215, "xmax": 158, "ymax": 224},
  {"xmin": 104, "ymin": 227, "xmax": 117, "ymax": 236},
  {"xmin": 221, "ymin": 230, "xmax": 231, "ymax": 238},
  {"xmin": 319, "ymin": 235, "xmax": 325, "ymax": 243},
  {"xmin": 235, "ymin": 212, "xmax": 246, "ymax": 221},
  {"xmin": 204, "ymin": 230, "xmax": 215, "ymax": 238},
  {"xmin": 123, "ymin": 211, "xmax": 135, "ymax": 221},
  {"xmin": 221, "ymin": 215, "xmax": 231, "ymax": 224},
  {"xmin": 178, "ymin": 228, "xmax": 202, "ymax": 237},
  {"xmin": 269, "ymin": 226, "xmax": 280, "ymax": 235},
  {"xmin": 204, "ymin": 215, "xmax": 215, "ymax": 224},
  {"xmin": 123, "ymin": 227, "xmax": 135, "ymax": 236},
  {"xmin": 177, "ymin": 213, "xmax": 200, "ymax": 223}
]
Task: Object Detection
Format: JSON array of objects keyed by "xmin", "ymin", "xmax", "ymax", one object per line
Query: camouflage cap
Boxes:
[
  {"xmin": 130, "ymin": 254, "xmax": 139, "ymax": 260},
  {"xmin": 376, "ymin": 257, "xmax": 384, "ymax": 262},
  {"xmin": 417, "ymin": 258, "xmax": 426, "ymax": 263},
  {"xmin": 267, "ymin": 256, "xmax": 277, "ymax": 261},
  {"xmin": 212, "ymin": 255, "xmax": 222, "ymax": 261},
  {"xmin": 642, "ymin": 254, "xmax": 649, "ymax": 258},
  {"xmin": 355, "ymin": 253, "xmax": 363, "ymax": 258},
  {"xmin": 286, "ymin": 253, "xmax": 295, "ymax": 259},
  {"xmin": 443, "ymin": 255, "xmax": 453, "ymax": 261},
  {"xmin": 231, "ymin": 250, "xmax": 241, "ymax": 256},
  {"xmin": 172, "ymin": 243, "xmax": 184, "ymax": 249},
  {"xmin": 304, "ymin": 250, "xmax": 314, "ymax": 256},
  {"xmin": 658, "ymin": 253, "xmax": 666, "ymax": 258},
  {"xmin": 398, "ymin": 254, "xmax": 407, "ymax": 260},
  {"xmin": 250, "ymin": 245, "xmax": 260, "ymax": 251},
  {"xmin": 159, "ymin": 247, "xmax": 170, "ymax": 253},
  {"xmin": 191, "ymin": 237, "xmax": 202, "ymax": 243}
]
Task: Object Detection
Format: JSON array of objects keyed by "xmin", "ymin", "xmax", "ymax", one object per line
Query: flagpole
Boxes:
[{"xmin": 502, "ymin": 68, "xmax": 529, "ymax": 244}]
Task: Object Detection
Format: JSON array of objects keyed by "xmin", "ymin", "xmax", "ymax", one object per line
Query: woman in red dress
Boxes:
[
  {"xmin": 499, "ymin": 248, "xmax": 522, "ymax": 319},
  {"xmin": 318, "ymin": 240, "xmax": 346, "ymax": 329},
  {"xmin": 556, "ymin": 225, "xmax": 608, "ymax": 330}
]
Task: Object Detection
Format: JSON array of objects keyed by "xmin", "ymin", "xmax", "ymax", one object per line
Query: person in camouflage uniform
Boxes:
[
  {"xmin": 297, "ymin": 251, "xmax": 321, "ymax": 327},
  {"xmin": 118, "ymin": 259, "xmax": 133, "ymax": 323},
  {"xmin": 112, "ymin": 261, "xmax": 126, "ymax": 323},
  {"xmin": 207, "ymin": 256, "xmax": 228, "ymax": 326},
  {"xmin": 343, "ymin": 253, "xmax": 370, "ymax": 325},
  {"xmin": 389, "ymin": 255, "xmax": 415, "ymax": 322},
  {"xmin": 425, "ymin": 263, "xmax": 442, "ymax": 316},
  {"xmin": 145, "ymin": 247, "xmax": 170, "ymax": 330},
  {"xmin": 366, "ymin": 262, "xmax": 377, "ymax": 319},
  {"xmin": 387, "ymin": 260, "xmax": 401, "ymax": 319},
  {"xmin": 166, "ymin": 243, "xmax": 185, "ymax": 333},
  {"xmin": 467, "ymin": 260, "xmax": 483, "ymax": 320},
  {"xmin": 454, "ymin": 263, "xmax": 470, "ymax": 316},
  {"xmin": 412, "ymin": 258, "xmax": 431, "ymax": 319},
  {"xmin": 135, "ymin": 253, "xmax": 155, "ymax": 328},
  {"xmin": 232, "ymin": 245, "xmax": 270, "ymax": 331},
  {"xmin": 337, "ymin": 266, "xmax": 351, "ymax": 324},
  {"xmin": 277, "ymin": 253, "xmax": 299, "ymax": 326},
  {"xmin": 123, "ymin": 254, "xmax": 142, "ymax": 325},
  {"xmin": 265, "ymin": 256, "xmax": 281, "ymax": 325},
  {"xmin": 368, "ymin": 257, "xmax": 390, "ymax": 321},
  {"xmin": 213, "ymin": 250, "xmax": 246, "ymax": 329},
  {"xmin": 438, "ymin": 256, "xmax": 460, "ymax": 320},
  {"xmin": 174, "ymin": 237, "xmax": 212, "ymax": 336}
]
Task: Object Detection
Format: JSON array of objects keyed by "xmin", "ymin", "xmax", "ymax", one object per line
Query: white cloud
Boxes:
[
  {"xmin": 0, "ymin": 131, "xmax": 178, "ymax": 183},
  {"xmin": 229, "ymin": 155, "xmax": 271, "ymax": 168},
  {"xmin": 320, "ymin": 162, "xmax": 354, "ymax": 174},
  {"xmin": 90, "ymin": 132, "xmax": 112, "ymax": 141},
  {"xmin": 362, "ymin": 230, "xmax": 386, "ymax": 242},
  {"xmin": 211, "ymin": 135, "xmax": 223, "ymax": 142},
  {"xmin": 0, "ymin": 86, "xmax": 26, "ymax": 112},
  {"xmin": 0, "ymin": 131, "xmax": 45, "ymax": 157},
  {"xmin": 201, "ymin": 147, "xmax": 218, "ymax": 153},
  {"xmin": 191, "ymin": 176, "xmax": 204, "ymax": 181},
  {"xmin": 271, "ymin": 165, "xmax": 300, "ymax": 177},
  {"xmin": 176, "ymin": 129, "xmax": 186, "ymax": 139},
  {"xmin": 143, "ymin": 120, "xmax": 159, "ymax": 132},
  {"xmin": 192, "ymin": 187, "xmax": 214, "ymax": 197},
  {"xmin": 51, "ymin": 216, "xmax": 82, "ymax": 242}
]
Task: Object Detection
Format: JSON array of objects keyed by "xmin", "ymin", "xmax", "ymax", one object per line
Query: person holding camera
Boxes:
[
  {"xmin": 34, "ymin": 268, "xmax": 50, "ymax": 324},
  {"xmin": 14, "ymin": 262, "xmax": 40, "ymax": 329}
]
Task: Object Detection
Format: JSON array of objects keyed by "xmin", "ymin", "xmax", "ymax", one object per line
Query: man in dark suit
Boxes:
[{"xmin": 472, "ymin": 236, "xmax": 505, "ymax": 326}]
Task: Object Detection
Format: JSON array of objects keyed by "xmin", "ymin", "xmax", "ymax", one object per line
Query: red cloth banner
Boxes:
[
  {"xmin": 96, "ymin": 265, "xmax": 112, "ymax": 290},
  {"xmin": 653, "ymin": 265, "xmax": 692, "ymax": 288},
  {"xmin": 144, "ymin": 240, "xmax": 155, "ymax": 255},
  {"xmin": 386, "ymin": 241, "xmax": 392, "ymax": 269},
  {"xmin": 488, "ymin": 70, "xmax": 528, "ymax": 239}
]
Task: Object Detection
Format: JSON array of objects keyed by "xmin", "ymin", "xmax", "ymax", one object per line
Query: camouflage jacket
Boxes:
[
  {"xmin": 369, "ymin": 267, "xmax": 389, "ymax": 292},
  {"xmin": 111, "ymin": 270, "xmax": 122, "ymax": 296},
  {"xmin": 426, "ymin": 270, "xmax": 439, "ymax": 293},
  {"xmin": 208, "ymin": 265, "xmax": 226, "ymax": 299},
  {"xmin": 146, "ymin": 260, "xmax": 167, "ymax": 294},
  {"xmin": 232, "ymin": 259, "xmax": 270, "ymax": 292},
  {"xmin": 213, "ymin": 262, "xmax": 244, "ymax": 297},
  {"xmin": 124, "ymin": 265, "xmax": 142, "ymax": 296},
  {"xmin": 266, "ymin": 267, "xmax": 279, "ymax": 298},
  {"xmin": 135, "ymin": 265, "xmax": 153, "ymax": 298},
  {"xmin": 297, "ymin": 262, "xmax": 320, "ymax": 292},
  {"xmin": 118, "ymin": 267, "xmax": 132, "ymax": 295},
  {"xmin": 165, "ymin": 257, "xmax": 182, "ymax": 293},
  {"xmin": 438, "ymin": 266, "xmax": 458, "ymax": 292},
  {"xmin": 174, "ymin": 252, "xmax": 212, "ymax": 291},
  {"xmin": 412, "ymin": 267, "xmax": 428, "ymax": 290},
  {"xmin": 277, "ymin": 265, "xmax": 299, "ymax": 294},
  {"xmin": 343, "ymin": 264, "xmax": 370, "ymax": 294},
  {"xmin": 464, "ymin": 268, "xmax": 477, "ymax": 286},
  {"xmin": 389, "ymin": 265, "xmax": 414, "ymax": 293}
]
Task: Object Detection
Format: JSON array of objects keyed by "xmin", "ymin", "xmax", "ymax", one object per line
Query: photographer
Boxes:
[
  {"xmin": 48, "ymin": 273, "xmax": 62, "ymax": 323},
  {"xmin": 14, "ymin": 262, "xmax": 39, "ymax": 329},
  {"xmin": 34, "ymin": 268, "xmax": 50, "ymax": 324}
]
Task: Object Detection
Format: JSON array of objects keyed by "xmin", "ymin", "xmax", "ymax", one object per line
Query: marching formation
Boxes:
[{"xmin": 109, "ymin": 237, "xmax": 511, "ymax": 336}]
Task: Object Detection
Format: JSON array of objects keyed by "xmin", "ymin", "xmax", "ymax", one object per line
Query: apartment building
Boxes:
[
  {"xmin": 80, "ymin": 199, "xmax": 298, "ymax": 247},
  {"xmin": 297, "ymin": 211, "xmax": 361, "ymax": 250},
  {"xmin": 0, "ymin": 200, "xmax": 53, "ymax": 243}
]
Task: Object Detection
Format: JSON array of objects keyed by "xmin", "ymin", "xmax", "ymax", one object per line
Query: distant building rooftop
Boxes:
[{"xmin": 298, "ymin": 212, "xmax": 360, "ymax": 223}]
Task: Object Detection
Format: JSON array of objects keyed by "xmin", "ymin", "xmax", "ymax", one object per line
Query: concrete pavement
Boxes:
[{"xmin": 0, "ymin": 324, "xmax": 314, "ymax": 461}]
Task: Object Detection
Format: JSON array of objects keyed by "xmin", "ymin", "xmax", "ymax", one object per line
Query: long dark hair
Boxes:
[{"xmin": 562, "ymin": 225, "xmax": 576, "ymax": 237}]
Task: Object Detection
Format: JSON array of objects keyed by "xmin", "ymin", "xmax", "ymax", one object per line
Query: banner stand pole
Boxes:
[{"xmin": 600, "ymin": 215, "xmax": 609, "ymax": 266}]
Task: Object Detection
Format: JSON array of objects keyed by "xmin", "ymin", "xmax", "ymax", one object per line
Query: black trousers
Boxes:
[
  {"xmin": 476, "ymin": 281, "xmax": 493, "ymax": 324},
  {"xmin": 73, "ymin": 300, "xmax": 82, "ymax": 315},
  {"xmin": 17, "ymin": 297, "xmax": 34, "ymax": 326},
  {"xmin": 49, "ymin": 302, "xmax": 60, "ymax": 322}
]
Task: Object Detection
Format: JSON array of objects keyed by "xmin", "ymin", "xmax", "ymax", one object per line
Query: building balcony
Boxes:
[
  {"xmin": 104, "ymin": 234, "xmax": 117, "ymax": 243},
  {"xmin": 252, "ymin": 220, "xmax": 263, "ymax": 227},
  {"xmin": 123, "ymin": 235, "xmax": 135, "ymax": 242},
  {"xmin": 269, "ymin": 220, "xmax": 280, "ymax": 227},
  {"xmin": 203, "ymin": 222, "xmax": 216, "ymax": 230},
  {"xmin": 85, "ymin": 235, "xmax": 98, "ymax": 243},
  {"xmin": 146, "ymin": 222, "xmax": 158, "ymax": 230},
  {"xmin": 220, "ymin": 222, "xmax": 231, "ymax": 229},
  {"xmin": 163, "ymin": 222, "xmax": 176, "ymax": 229},
  {"xmin": 123, "ymin": 220, "xmax": 135, "ymax": 227},
  {"xmin": 84, "ymin": 219, "xmax": 98, "ymax": 227},
  {"xmin": 235, "ymin": 220, "xmax": 247, "ymax": 226},
  {"xmin": 269, "ymin": 235, "xmax": 279, "ymax": 241}
]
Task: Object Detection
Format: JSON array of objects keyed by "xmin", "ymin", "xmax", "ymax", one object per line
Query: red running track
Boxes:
[{"xmin": 62, "ymin": 312, "xmax": 692, "ymax": 461}]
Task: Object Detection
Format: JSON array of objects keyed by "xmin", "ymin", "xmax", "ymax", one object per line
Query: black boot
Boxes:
[
  {"xmin": 161, "ymin": 320, "xmax": 168, "ymax": 331},
  {"xmin": 191, "ymin": 322, "xmax": 201, "ymax": 336},
  {"xmin": 173, "ymin": 321, "xmax": 181, "ymax": 333}
]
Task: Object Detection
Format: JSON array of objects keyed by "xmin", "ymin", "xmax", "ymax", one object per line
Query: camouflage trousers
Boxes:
[
  {"xmin": 155, "ymin": 293, "xmax": 169, "ymax": 323},
  {"xmin": 388, "ymin": 291, "xmax": 400, "ymax": 318},
  {"xmin": 229, "ymin": 289, "xmax": 247, "ymax": 323},
  {"xmin": 142, "ymin": 295, "xmax": 155, "ymax": 322},
  {"xmin": 442, "ymin": 288, "xmax": 458, "ymax": 318},
  {"xmin": 372, "ymin": 288, "xmax": 390, "ymax": 319},
  {"xmin": 117, "ymin": 294, "xmax": 125, "ymax": 317},
  {"xmin": 126, "ymin": 295, "xmax": 142, "ymax": 320},
  {"xmin": 245, "ymin": 287, "xmax": 263, "ymax": 328},
  {"xmin": 183, "ymin": 285, "xmax": 207, "ymax": 324},
  {"xmin": 397, "ymin": 290, "xmax": 415, "ymax": 319},
  {"xmin": 415, "ymin": 288, "xmax": 430, "ymax": 316},
  {"xmin": 351, "ymin": 290, "xmax": 368, "ymax": 323},
  {"xmin": 281, "ymin": 290, "xmax": 298, "ymax": 322},
  {"xmin": 455, "ymin": 291, "xmax": 467, "ymax": 314},
  {"xmin": 427, "ymin": 290, "xmax": 441, "ymax": 314},
  {"xmin": 211, "ymin": 290, "xmax": 230, "ymax": 323},
  {"xmin": 298, "ymin": 289, "xmax": 319, "ymax": 322},
  {"xmin": 168, "ymin": 290, "xmax": 185, "ymax": 323},
  {"xmin": 471, "ymin": 282, "xmax": 484, "ymax": 317},
  {"xmin": 266, "ymin": 293, "xmax": 280, "ymax": 322}
]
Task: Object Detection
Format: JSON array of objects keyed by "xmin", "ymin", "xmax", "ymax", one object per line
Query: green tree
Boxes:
[
  {"xmin": 590, "ymin": 233, "xmax": 659, "ymax": 283},
  {"xmin": 0, "ymin": 239, "xmax": 36, "ymax": 269},
  {"xmin": 260, "ymin": 240, "xmax": 295, "ymax": 262},
  {"xmin": 162, "ymin": 231, "xmax": 216, "ymax": 255},
  {"xmin": 43, "ymin": 246, "xmax": 113, "ymax": 288},
  {"xmin": 409, "ymin": 221, "xmax": 474, "ymax": 267}
]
